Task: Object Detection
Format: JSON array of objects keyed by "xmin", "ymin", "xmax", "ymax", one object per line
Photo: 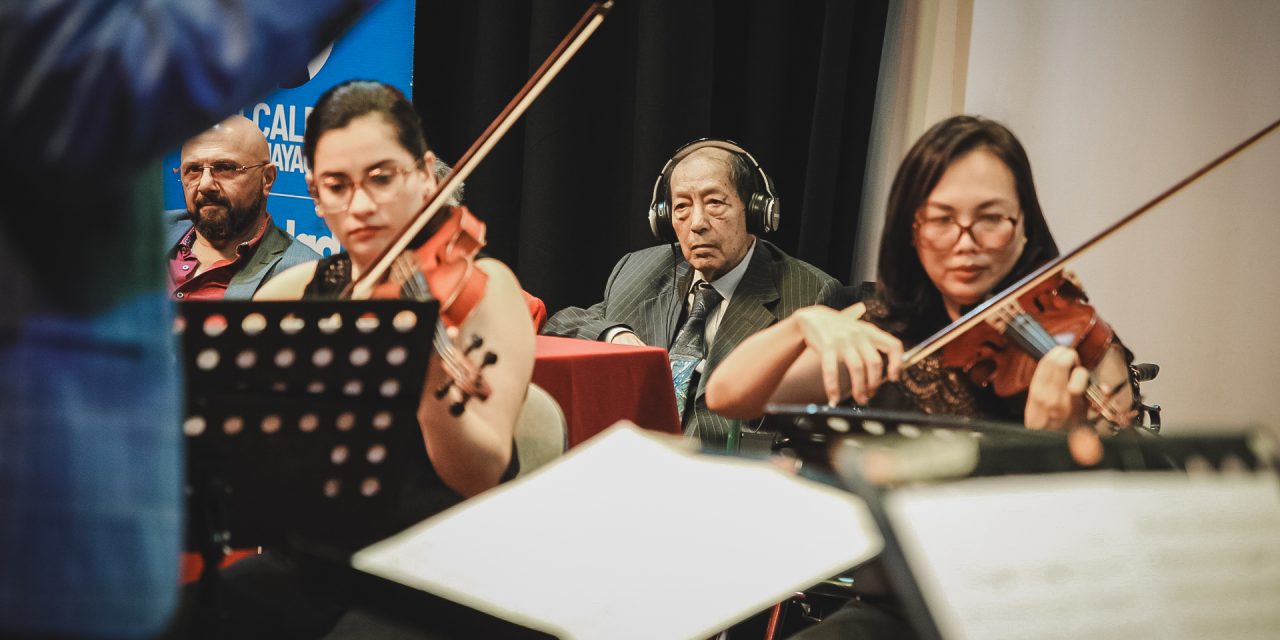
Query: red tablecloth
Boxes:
[{"xmin": 533, "ymin": 335, "xmax": 681, "ymax": 447}]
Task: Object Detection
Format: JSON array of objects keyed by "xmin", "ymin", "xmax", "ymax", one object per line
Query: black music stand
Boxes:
[
  {"xmin": 765, "ymin": 404, "xmax": 1277, "ymax": 640},
  {"xmin": 765, "ymin": 403, "xmax": 1249, "ymax": 478},
  {"xmin": 180, "ymin": 299, "xmax": 438, "ymax": 559},
  {"xmin": 179, "ymin": 300, "xmax": 550, "ymax": 639}
]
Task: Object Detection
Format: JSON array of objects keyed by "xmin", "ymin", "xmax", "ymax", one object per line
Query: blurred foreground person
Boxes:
[{"xmin": 0, "ymin": 2, "xmax": 376, "ymax": 637}]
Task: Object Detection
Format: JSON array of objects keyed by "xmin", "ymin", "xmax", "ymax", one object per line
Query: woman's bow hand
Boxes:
[{"xmin": 792, "ymin": 303, "xmax": 904, "ymax": 406}]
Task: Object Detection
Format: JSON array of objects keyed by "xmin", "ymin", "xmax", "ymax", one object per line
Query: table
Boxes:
[{"xmin": 533, "ymin": 335, "xmax": 682, "ymax": 447}]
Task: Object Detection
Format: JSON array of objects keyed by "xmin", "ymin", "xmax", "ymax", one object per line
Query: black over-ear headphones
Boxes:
[{"xmin": 647, "ymin": 138, "xmax": 780, "ymax": 243}]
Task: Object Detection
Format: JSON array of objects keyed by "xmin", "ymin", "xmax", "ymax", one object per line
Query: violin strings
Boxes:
[
  {"xmin": 996, "ymin": 305, "xmax": 1058, "ymax": 360},
  {"xmin": 1085, "ymin": 383, "xmax": 1122, "ymax": 425},
  {"xmin": 391, "ymin": 255, "xmax": 430, "ymax": 301},
  {"xmin": 433, "ymin": 326, "xmax": 484, "ymax": 398},
  {"xmin": 390, "ymin": 254, "xmax": 487, "ymax": 399},
  {"xmin": 995, "ymin": 303, "xmax": 1122, "ymax": 426}
]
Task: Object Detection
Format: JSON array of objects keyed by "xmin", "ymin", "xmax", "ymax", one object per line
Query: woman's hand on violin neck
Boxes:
[
  {"xmin": 1089, "ymin": 343, "xmax": 1140, "ymax": 431},
  {"xmin": 1024, "ymin": 346, "xmax": 1089, "ymax": 431},
  {"xmin": 793, "ymin": 303, "xmax": 903, "ymax": 406}
]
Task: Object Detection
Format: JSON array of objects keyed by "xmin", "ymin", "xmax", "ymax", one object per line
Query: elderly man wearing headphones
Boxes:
[{"xmin": 542, "ymin": 139, "xmax": 840, "ymax": 449}]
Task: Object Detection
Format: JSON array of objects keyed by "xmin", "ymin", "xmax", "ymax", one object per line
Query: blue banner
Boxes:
[{"xmin": 163, "ymin": 0, "xmax": 415, "ymax": 257}]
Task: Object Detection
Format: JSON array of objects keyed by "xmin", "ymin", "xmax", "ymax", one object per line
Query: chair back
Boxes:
[{"xmin": 514, "ymin": 383, "xmax": 568, "ymax": 476}]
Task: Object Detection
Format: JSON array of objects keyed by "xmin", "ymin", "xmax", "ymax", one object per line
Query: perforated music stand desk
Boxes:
[
  {"xmin": 180, "ymin": 299, "xmax": 439, "ymax": 554},
  {"xmin": 179, "ymin": 300, "xmax": 550, "ymax": 639},
  {"xmin": 766, "ymin": 404, "xmax": 1279, "ymax": 640}
]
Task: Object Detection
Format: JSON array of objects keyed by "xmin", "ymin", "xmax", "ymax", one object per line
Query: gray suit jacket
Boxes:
[
  {"xmin": 543, "ymin": 239, "xmax": 840, "ymax": 448},
  {"xmin": 165, "ymin": 210, "xmax": 319, "ymax": 298}
]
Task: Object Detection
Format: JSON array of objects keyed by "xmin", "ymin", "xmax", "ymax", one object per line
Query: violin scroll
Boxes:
[{"xmin": 433, "ymin": 325, "xmax": 499, "ymax": 416}]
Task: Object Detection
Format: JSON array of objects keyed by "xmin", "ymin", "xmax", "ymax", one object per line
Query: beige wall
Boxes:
[{"xmin": 861, "ymin": 0, "xmax": 1280, "ymax": 433}]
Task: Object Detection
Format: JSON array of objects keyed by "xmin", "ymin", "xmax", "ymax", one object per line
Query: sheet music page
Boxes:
[
  {"xmin": 353, "ymin": 423, "xmax": 882, "ymax": 639},
  {"xmin": 885, "ymin": 471, "xmax": 1280, "ymax": 640}
]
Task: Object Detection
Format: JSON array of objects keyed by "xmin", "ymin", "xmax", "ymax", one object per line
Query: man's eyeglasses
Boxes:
[
  {"xmin": 914, "ymin": 212, "xmax": 1020, "ymax": 251},
  {"xmin": 312, "ymin": 165, "xmax": 419, "ymax": 214},
  {"xmin": 173, "ymin": 161, "xmax": 269, "ymax": 185}
]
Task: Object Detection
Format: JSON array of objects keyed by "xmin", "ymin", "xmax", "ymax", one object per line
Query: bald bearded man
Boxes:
[{"xmin": 166, "ymin": 115, "xmax": 318, "ymax": 300}]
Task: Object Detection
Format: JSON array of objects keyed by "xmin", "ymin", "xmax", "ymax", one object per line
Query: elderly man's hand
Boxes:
[{"xmin": 609, "ymin": 330, "xmax": 646, "ymax": 347}]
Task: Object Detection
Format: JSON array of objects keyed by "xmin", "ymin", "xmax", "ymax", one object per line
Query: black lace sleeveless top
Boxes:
[{"xmin": 302, "ymin": 253, "xmax": 355, "ymax": 299}]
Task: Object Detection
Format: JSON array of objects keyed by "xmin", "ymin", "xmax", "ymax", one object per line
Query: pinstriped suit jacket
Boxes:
[{"xmin": 542, "ymin": 239, "xmax": 840, "ymax": 448}]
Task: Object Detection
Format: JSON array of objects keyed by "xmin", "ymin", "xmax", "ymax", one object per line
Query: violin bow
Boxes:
[
  {"xmin": 902, "ymin": 115, "xmax": 1280, "ymax": 368},
  {"xmin": 346, "ymin": 0, "xmax": 615, "ymax": 299}
]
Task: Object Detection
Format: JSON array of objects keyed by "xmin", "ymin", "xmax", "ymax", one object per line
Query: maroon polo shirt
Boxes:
[{"xmin": 169, "ymin": 216, "xmax": 272, "ymax": 300}]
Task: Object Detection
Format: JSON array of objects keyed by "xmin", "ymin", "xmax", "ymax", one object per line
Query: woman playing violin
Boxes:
[
  {"xmin": 191, "ymin": 80, "xmax": 536, "ymax": 639},
  {"xmin": 257, "ymin": 79, "xmax": 535, "ymax": 500},
  {"xmin": 706, "ymin": 115, "xmax": 1139, "ymax": 432}
]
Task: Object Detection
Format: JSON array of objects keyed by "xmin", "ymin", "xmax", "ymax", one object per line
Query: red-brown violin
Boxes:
[{"xmin": 939, "ymin": 271, "xmax": 1123, "ymax": 423}]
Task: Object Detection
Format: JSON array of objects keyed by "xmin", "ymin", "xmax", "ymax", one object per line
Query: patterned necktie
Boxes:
[{"xmin": 669, "ymin": 282, "xmax": 722, "ymax": 422}]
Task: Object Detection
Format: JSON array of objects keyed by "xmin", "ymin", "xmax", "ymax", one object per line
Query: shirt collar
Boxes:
[
  {"xmin": 237, "ymin": 213, "xmax": 272, "ymax": 257},
  {"xmin": 177, "ymin": 225, "xmax": 197, "ymax": 255},
  {"xmin": 694, "ymin": 237, "xmax": 756, "ymax": 302},
  {"xmin": 180, "ymin": 213, "xmax": 272, "ymax": 259}
]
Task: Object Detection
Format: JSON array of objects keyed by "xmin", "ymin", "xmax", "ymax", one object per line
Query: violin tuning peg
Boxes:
[
  {"xmin": 481, "ymin": 351, "xmax": 498, "ymax": 367},
  {"xmin": 449, "ymin": 399, "xmax": 467, "ymax": 417},
  {"xmin": 463, "ymin": 334, "xmax": 484, "ymax": 355},
  {"xmin": 434, "ymin": 380, "xmax": 454, "ymax": 400}
]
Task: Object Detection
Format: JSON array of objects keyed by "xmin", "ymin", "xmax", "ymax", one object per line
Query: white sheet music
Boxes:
[
  {"xmin": 886, "ymin": 471, "xmax": 1280, "ymax": 640},
  {"xmin": 353, "ymin": 423, "xmax": 882, "ymax": 639}
]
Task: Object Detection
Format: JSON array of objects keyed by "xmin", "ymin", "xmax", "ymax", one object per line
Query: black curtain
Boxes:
[{"xmin": 413, "ymin": 0, "xmax": 887, "ymax": 313}]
